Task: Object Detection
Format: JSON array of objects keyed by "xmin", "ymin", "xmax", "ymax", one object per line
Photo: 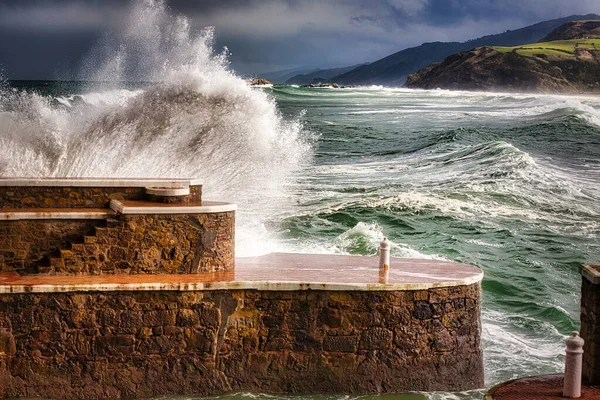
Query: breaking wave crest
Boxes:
[{"xmin": 0, "ymin": 0, "xmax": 312, "ymax": 254}]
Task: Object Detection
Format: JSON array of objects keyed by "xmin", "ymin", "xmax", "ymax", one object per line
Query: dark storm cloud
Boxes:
[{"xmin": 0, "ymin": 0, "xmax": 598, "ymax": 79}]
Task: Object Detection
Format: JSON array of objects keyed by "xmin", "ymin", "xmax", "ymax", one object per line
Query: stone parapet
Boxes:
[
  {"xmin": 0, "ymin": 178, "xmax": 202, "ymax": 208},
  {"xmin": 0, "ymin": 283, "xmax": 483, "ymax": 399}
]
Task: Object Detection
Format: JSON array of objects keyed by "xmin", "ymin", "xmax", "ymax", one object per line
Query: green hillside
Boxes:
[{"xmin": 494, "ymin": 39, "xmax": 600, "ymax": 58}]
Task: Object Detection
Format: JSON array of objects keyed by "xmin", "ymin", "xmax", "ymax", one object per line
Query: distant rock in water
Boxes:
[
  {"xmin": 540, "ymin": 20, "xmax": 600, "ymax": 42},
  {"xmin": 301, "ymin": 83, "xmax": 340, "ymax": 88},
  {"xmin": 405, "ymin": 20, "xmax": 600, "ymax": 93},
  {"xmin": 247, "ymin": 78, "xmax": 272, "ymax": 86}
]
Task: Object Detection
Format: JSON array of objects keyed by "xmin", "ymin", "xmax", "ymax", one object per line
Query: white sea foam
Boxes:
[
  {"xmin": 0, "ymin": 0, "xmax": 312, "ymax": 256},
  {"xmin": 482, "ymin": 309, "xmax": 565, "ymax": 385}
]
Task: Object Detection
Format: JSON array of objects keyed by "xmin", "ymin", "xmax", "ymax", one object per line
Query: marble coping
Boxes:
[
  {"xmin": 146, "ymin": 187, "xmax": 190, "ymax": 196},
  {"xmin": 0, "ymin": 200, "xmax": 236, "ymax": 219},
  {"xmin": 0, "ymin": 253, "xmax": 483, "ymax": 293},
  {"xmin": 1, "ymin": 207, "xmax": 113, "ymax": 220},
  {"xmin": 110, "ymin": 200, "xmax": 237, "ymax": 214},
  {"xmin": 0, "ymin": 177, "xmax": 202, "ymax": 188}
]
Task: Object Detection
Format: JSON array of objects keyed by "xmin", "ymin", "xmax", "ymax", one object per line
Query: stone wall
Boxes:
[
  {"xmin": 0, "ymin": 185, "xmax": 202, "ymax": 209},
  {"xmin": 581, "ymin": 270, "xmax": 600, "ymax": 384},
  {"xmin": 0, "ymin": 212, "xmax": 234, "ymax": 275},
  {"xmin": 0, "ymin": 284, "xmax": 483, "ymax": 399},
  {"xmin": 0, "ymin": 220, "xmax": 104, "ymax": 274}
]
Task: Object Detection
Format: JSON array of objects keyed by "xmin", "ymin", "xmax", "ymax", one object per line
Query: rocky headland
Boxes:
[{"xmin": 404, "ymin": 21, "xmax": 600, "ymax": 93}]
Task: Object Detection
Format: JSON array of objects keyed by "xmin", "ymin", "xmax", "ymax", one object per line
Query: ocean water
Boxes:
[{"xmin": 2, "ymin": 1, "xmax": 600, "ymax": 399}]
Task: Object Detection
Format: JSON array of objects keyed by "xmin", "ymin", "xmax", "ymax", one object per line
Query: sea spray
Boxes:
[{"xmin": 0, "ymin": 0, "xmax": 312, "ymax": 256}]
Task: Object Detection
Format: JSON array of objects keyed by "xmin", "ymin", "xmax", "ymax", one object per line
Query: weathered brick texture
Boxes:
[{"xmin": 0, "ymin": 284, "xmax": 483, "ymax": 399}]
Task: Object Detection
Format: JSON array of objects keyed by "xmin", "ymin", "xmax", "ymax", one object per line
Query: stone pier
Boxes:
[{"xmin": 0, "ymin": 178, "xmax": 485, "ymax": 399}]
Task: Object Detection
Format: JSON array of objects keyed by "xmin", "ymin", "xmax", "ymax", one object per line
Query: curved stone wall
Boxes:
[{"xmin": 0, "ymin": 284, "xmax": 482, "ymax": 399}]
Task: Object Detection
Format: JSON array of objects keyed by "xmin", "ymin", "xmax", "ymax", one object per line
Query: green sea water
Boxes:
[{"xmin": 258, "ymin": 86, "xmax": 600, "ymax": 399}]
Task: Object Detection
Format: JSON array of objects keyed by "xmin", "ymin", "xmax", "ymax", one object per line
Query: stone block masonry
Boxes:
[
  {"xmin": 0, "ymin": 186, "xmax": 148, "ymax": 209},
  {"xmin": 0, "ymin": 179, "xmax": 485, "ymax": 398},
  {"xmin": 579, "ymin": 264, "xmax": 600, "ymax": 384},
  {"xmin": 0, "ymin": 212, "xmax": 234, "ymax": 275},
  {"xmin": 0, "ymin": 219, "xmax": 104, "ymax": 274},
  {"xmin": 0, "ymin": 178, "xmax": 234, "ymax": 275},
  {"xmin": 0, "ymin": 284, "xmax": 482, "ymax": 399},
  {"xmin": 0, "ymin": 181, "xmax": 202, "ymax": 209}
]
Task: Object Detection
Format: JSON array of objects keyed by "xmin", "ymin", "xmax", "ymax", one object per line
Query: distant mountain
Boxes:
[
  {"xmin": 404, "ymin": 21, "xmax": 600, "ymax": 93},
  {"xmin": 330, "ymin": 14, "xmax": 600, "ymax": 86},
  {"xmin": 285, "ymin": 64, "xmax": 365, "ymax": 85}
]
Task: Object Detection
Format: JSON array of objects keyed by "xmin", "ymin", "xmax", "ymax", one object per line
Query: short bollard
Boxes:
[
  {"xmin": 563, "ymin": 331, "xmax": 584, "ymax": 398},
  {"xmin": 379, "ymin": 237, "xmax": 390, "ymax": 269}
]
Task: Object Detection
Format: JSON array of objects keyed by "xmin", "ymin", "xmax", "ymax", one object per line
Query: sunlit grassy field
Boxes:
[{"xmin": 494, "ymin": 39, "xmax": 600, "ymax": 57}]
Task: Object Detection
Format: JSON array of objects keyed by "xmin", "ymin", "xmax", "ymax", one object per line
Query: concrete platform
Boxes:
[
  {"xmin": 485, "ymin": 374, "xmax": 600, "ymax": 399},
  {"xmin": 0, "ymin": 253, "xmax": 482, "ymax": 293}
]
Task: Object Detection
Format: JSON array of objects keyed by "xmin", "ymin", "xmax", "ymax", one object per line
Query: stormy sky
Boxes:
[{"xmin": 0, "ymin": 0, "xmax": 598, "ymax": 80}]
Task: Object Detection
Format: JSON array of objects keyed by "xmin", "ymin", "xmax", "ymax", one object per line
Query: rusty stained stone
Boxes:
[{"xmin": 0, "ymin": 186, "xmax": 145, "ymax": 209}]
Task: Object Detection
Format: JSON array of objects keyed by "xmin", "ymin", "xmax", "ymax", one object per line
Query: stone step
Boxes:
[
  {"xmin": 49, "ymin": 257, "xmax": 65, "ymax": 270},
  {"xmin": 94, "ymin": 226, "xmax": 108, "ymax": 237},
  {"xmin": 106, "ymin": 218, "xmax": 121, "ymax": 228},
  {"xmin": 60, "ymin": 249, "xmax": 74, "ymax": 259},
  {"xmin": 36, "ymin": 264, "xmax": 54, "ymax": 274},
  {"xmin": 70, "ymin": 243, "xmax": 84, "ymax": 253},
  {"xmin": 84, "ymin": 235, "xmax": 97, "ymax": 244}
]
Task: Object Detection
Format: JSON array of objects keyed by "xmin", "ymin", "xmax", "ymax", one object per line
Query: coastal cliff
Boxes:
[{"xmin": 405, "ymin": 21, "xmax": 600, "ymax": 93}]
